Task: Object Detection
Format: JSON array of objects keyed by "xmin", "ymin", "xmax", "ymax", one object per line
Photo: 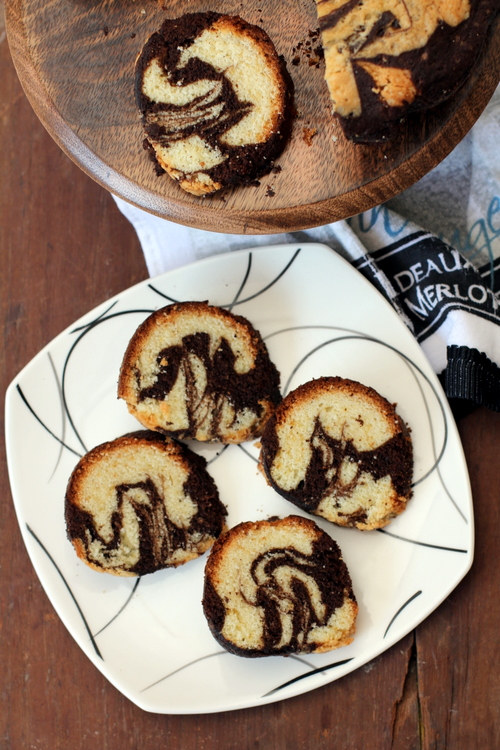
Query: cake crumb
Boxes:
[
  {"xmin": 302, "ymin": 127, "xmax": 317, "ymax": 146},
  {"xmin": 291, "ymin": 29, "xmax": 323, "ymax": 68}
]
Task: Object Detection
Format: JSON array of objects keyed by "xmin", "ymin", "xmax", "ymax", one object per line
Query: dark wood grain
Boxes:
[
  {"xmin": 2, "ymin": 17, "xmax": 500, "ymax": 746},
  {"xmin": 4, "ymin": 0, "xmax": 500, "ymax": 233}
]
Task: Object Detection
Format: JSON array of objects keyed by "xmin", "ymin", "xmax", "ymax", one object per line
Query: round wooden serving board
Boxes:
[{"xmin": 5, "ymin": 0, "xmax": 500, "ymax": 234}]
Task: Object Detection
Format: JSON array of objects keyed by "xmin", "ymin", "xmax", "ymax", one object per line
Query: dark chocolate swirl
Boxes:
[
  {"xmin": 262, "ymin": 417, "xmax": 412, "ymax": 518},
  {"xmin": 250, "ymin": 544, "xmax": 349, "ymax": 652},
  {"xmin": 143, "ymin": 64, "xmax": 252, "ymax": 145},
  {"xmin": 67, "ymin": 478, "xmax": 190, "ymax": 576},
  {"xmin": 139, "ymin": 331, "xmax": 281, "ymax": 440}
]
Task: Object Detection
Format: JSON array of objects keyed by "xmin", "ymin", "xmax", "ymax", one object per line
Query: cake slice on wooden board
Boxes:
[
  {"xmin": 259, "ymin": 377, "xmax": 413, "ymax": 530},
  {"xmin": 135, "ymin": 12, "xmax": 292, "ymax": 195},
  {"xmin": 202, "ymin": 515, "xmax": 358, "ymax": 657},
  {"xmin": 65, "ymin": 431, "xmax": 227, "ymax": 576},
  {"xmin": 316, "ymin": 0, "xmax": 499, "ymax": 141}
]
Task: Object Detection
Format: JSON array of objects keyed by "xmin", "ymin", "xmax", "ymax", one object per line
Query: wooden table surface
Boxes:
[{"xmin": 2, "ymin": 9, "xmax": 500, "ymax": 747}]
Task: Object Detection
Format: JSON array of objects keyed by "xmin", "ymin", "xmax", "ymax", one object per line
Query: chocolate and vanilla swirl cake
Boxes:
[
  {"xmin": 65, "ymin": 431, "xmax": 227, "ymax": 576},
  {"xmin": 260, "ymin": 377, "xmax": 413, "ymax": 530},
  {"xmin": 316, "ymin": 0, "xmax": 499, "ymax": 141},
  {"xmin": 118, "ymin": 302, "xmax": 281, "ymax": 443},
  {"xmin": 202, "ymin": 516, "xmax": 358, "ymax": 657},
  {"xmin": 135, "ymin": 12, "xmax": 292, "ymax": 195}
]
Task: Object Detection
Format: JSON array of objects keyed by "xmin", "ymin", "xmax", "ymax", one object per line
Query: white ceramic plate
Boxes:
[{"xmin": 5, "ymin": 243, "xmax": 473, "ymax": 714}]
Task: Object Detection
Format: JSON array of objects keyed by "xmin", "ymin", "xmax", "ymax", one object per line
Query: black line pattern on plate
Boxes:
[
  {"xmin": 237, "ymin": 443, "xmax": 259, "ymax": 463},
  {"xmin": 70, "ymin": 300, "xmax": 120, "ymax": 333},
  {"xmin": 47, "ymin": 352, "xmax": 67, "ymax": 480},
  {"xmin": 62, "ymin": 307, "xmax": 156, "ymax": 454},
  {"xmin": 264, "ymin": 324, "xmax": 367, "ymax": 344},
  {"xmin": 140, "ymin": 649, "xmax": 341, "ymax": 695},
  {"xmin": 141, "ymin": 650, "xmax": 228, "ymax": 692},
  {"xmin": 205, "ymin": 443, "xmax": 230, "ymax": 465},
  {"xmin": 377, "ymin": 529, "xmax": 468, "ymax": 553},
  {"xmin": 147, "ymin": 248, "xmax": 302, "ymax": 310},
  {"xmin": 384, "ymin": 591, "xmax": 422, "ymax": 638},
  {"xmin": 407, "ymin": 367, "xmax": 466, "ymax": 520},
  {"xmin": 16, "ymin": 385, "xmax": 83, "ymax": 458},
  {"xmin": 228, "ymin": 248, "xmax": 301, "ymax": 307},
  {"xmin": 16, "ymin": 307, "xmax": 157, "ymax": 460},
  {"xmin": 263, "ymin": 657, "xmax": 354, "ymax": 697},
  {"xmin": 228, "ymin": 251, "xmax": 252, "ymax": 311},
  {"xmin": 145, "ymin": 285, "xmax": 179, "ymax": 305},
  {"xmin": 92, "ymin": 578, "xmax": 142, "ymax": 637},
  {"xmin": 26, "ymin": 525, "xmax": 103, "ymax": 659}
]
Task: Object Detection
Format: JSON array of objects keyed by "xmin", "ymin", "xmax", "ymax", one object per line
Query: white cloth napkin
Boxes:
[{"xmin": 114, "ymin": 85, "xmax": 500, "ymax": 414}]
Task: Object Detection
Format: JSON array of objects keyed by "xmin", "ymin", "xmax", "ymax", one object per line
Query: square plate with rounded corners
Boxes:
[{"xmin": 5, "ymin": 244, "xmax": 473, "ymax": 714}]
